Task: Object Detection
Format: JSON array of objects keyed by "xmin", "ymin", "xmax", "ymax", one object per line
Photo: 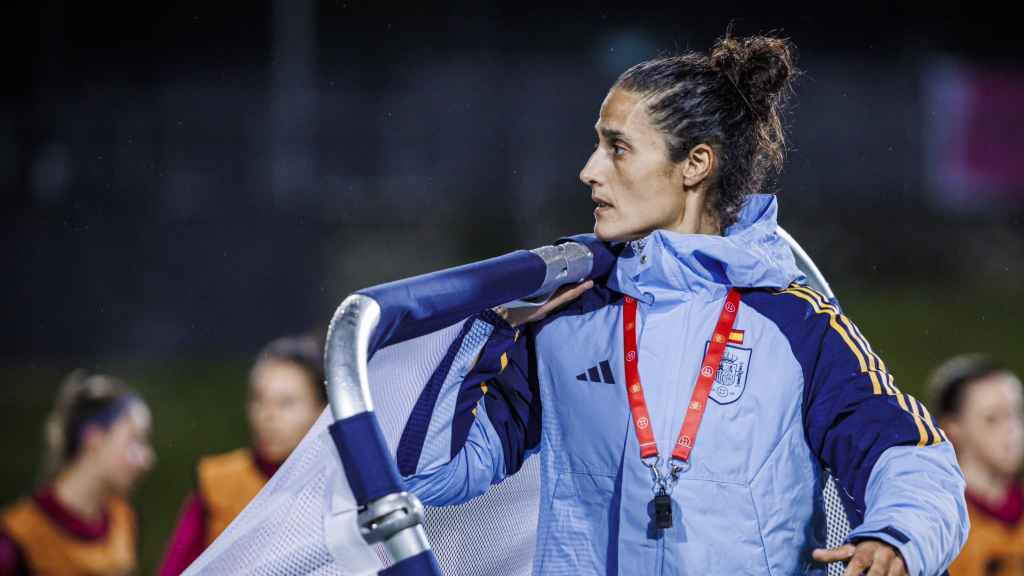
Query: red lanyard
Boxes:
[{"xmin": 622, "ymin": 288, "xmax": 741, "ymax": 464}]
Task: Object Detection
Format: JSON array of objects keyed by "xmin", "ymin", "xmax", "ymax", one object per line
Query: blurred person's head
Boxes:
[
  {"xmin": 929, "ymin": 355, "xmax": 1024, "ymax": 480},
  {"xmin": 247, "ymin": 334, "xmax": 326, "ymax": 464},
  {"xmin": 46, "ymin": 371, "xmax": 154, "ymax": 496},
  {"xmin": 580, "ymin": 33, "xmax": 798, "ymax": 242}
]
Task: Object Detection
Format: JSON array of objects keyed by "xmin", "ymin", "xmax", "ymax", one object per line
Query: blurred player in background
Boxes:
[
  {"xmin": 931, "ymin": 355, "xmax": 1024, "ymax": 575},
  {"xmin": 0, "ymin": 371, "xmax": 155, "ymax": 576},
  {"xmin": 158, "ymin": 335, "xmax": 326, "ymax": 575}
]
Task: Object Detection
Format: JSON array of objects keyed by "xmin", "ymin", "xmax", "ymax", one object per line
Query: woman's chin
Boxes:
[
  {"xmin": 594, "ymin": 222, "xmax": 622, "ymax": 242},
  {"xmin": 594, "ymin": 226, "xmax": 632, "ymax": 244}
]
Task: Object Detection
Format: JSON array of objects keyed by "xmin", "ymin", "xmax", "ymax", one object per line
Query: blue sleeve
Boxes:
[
  {"xmin": 396, "ymin": 310, "xmax": 541, "ymax": 506},
  {"xmin": 743, "ymin": 285, "xmax": 968, "ymax": 575},
  {"xmin": 848, "ymin": 444, "xmax": 968, "ymax": 576}
]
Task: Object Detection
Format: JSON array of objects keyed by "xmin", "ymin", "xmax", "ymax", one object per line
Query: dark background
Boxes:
[{"xmin": 2, "ymin": 2, "xmax": 1022, "ymax": 572}]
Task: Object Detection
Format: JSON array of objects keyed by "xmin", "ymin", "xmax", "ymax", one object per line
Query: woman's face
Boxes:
[
  {"xmin": 579, "ymin": 88, "xmax": 689, "ymax": 242},
  {"xmin": 93, "ymin": 402, "xmax": 154, "ymax": 495},
  {"xmin": 951, "ymin": 373, "xmax": 1024, "ymax": 478},
  {"xmin": 247, "ymin": 359, "xmax": 323, "ymax": 464}
]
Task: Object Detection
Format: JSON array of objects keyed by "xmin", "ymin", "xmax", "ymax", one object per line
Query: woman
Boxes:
[
  {"xmin": 158, "ymin": 335, "xmax": 326, "ymax": 575},
  {"xmin": 930, "ymin": 355, "xmax": 1024, "ymax": 575},
  {"xmin": 0, "ymin": 371, "xmax": 155, "ymax": 576},
  {"xmin": 396, "ymin": 33, "xmax": 969, "ymax": 574}
]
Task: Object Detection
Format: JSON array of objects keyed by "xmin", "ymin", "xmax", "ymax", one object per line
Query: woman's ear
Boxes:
[{"xmin": 681, "ymin": 143, "xmax": 716, "ymax": 189}]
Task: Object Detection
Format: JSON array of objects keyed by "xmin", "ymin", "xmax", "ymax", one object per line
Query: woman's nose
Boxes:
[{"xmin": 579, "ymin": 149, "xmax": 601, "ymax": 187}]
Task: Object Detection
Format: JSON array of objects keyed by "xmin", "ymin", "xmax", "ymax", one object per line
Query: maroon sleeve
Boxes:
[
  {"xmin": 0, "ymin": 530, "xmax": 28, "ymax": 576},
  {"xmin": 157, "ymin": 492, "xmax": 207, "ymax": 576}
]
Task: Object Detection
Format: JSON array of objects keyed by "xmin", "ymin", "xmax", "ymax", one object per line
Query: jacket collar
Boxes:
[{"xmin": 608, "ymin": 194, "xmax": 804, "ymax": 304}]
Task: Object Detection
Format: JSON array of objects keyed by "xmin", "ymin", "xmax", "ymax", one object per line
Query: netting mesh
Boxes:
[
  {"xmin": 823, "ymin": 473, "xmax": 853, "ymax": 576},
  {"xmin": 182, "ymin": 406, "xmax": 342, "ymax": 575},
  {"xmin": 184, "ymin": 322, "xmax": 850, "ymax": 575},
  {"xmin": 185, "ymin": 325, "xmax": 540, "ymax": 576}
]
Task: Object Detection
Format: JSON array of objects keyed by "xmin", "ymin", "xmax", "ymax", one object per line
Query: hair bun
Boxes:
[{"xmin": 710, "ymin": 34, "xmax": 797, "ymax": 116}]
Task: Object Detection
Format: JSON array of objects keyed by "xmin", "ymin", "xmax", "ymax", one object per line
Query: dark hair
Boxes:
[
  {"xmin": 45, "ymin": 370, "xmax": 140, "ymax": 476},
  {"xmin": 253, "ymin": 334, "xmax": 327, "ymax": 405},
  {"xmin": 615, "ymin": 32, "xmax": 798, "ymax": 229},
  {"xmin": 927, "ymin": 354, "xmax": 1016, "ymax": 419}
]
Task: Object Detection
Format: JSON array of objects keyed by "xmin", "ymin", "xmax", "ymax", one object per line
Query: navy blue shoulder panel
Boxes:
[
  {"xmin": 396, "ymin": 318, "xmax": 478, "ymax": 476},
  {"xmin": 740, "ymin": 285, "xmax": 945, "ymax": 525},
  {"xmin": 480, "ymin": 323, "xmax": 540, "ymax": 477}
]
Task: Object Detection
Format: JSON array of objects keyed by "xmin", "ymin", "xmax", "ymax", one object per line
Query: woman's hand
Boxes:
[
  {"xmin": 495, "ymin": 280, "xmax": 594, "ymax": 328},
  {"xmin": 812, "ymin": 540, "xmax": 907, "ymax": 576}
]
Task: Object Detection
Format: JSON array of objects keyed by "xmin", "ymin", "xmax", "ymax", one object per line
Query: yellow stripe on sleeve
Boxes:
[
  {"xmin": 788, "ymin": 285, "xmax": 910, "ymax": 409},
  {"xmin": 777, "ymin": 285, "xmax": 929, "ymax": 447},
  {"xmin": 778, "ymin": 287, "xmax": 878, "ymax": 393},
  {"xmin": 905, "ymin": 395, "xmax": 931, "ymax": 448},
  {"xmin": 914, "ymin": 397, "xmax": 944, "ymax": 446}
]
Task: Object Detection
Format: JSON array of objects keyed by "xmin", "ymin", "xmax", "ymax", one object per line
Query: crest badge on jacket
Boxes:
[{"xmin": 704, "ymin": 342, "xmax": 752, "ymax": 405}]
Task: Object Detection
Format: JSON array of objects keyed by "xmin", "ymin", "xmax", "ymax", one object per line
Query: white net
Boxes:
[
  {"xmin": 823, "ymin": 473, "xmax": 853, "ymax": 576},
  {"xmin": 184, "ymin": 321, "xmax": 851, "ymax": 575},
  {"xmin": 184, "ymin": 324, "xmax": 540, "ymax": 576}
]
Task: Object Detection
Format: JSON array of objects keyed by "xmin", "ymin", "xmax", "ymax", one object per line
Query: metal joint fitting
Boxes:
[
  {"xmin": 358, "ymin": 492, "xmax": 426, "ymax": 545},
  {"xmin": 525, "ymin": 242, "xmax": 594, "ymax": 301}
]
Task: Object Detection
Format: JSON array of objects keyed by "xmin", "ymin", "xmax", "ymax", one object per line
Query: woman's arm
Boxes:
[
  {"xmin": 745, "ymin": 286, "xmax": 968, "ymax": 575},
  {"xmin": 397, "ymin": 281, "xmax": 590, "ymax": 505},
  {"xmin": 397, "ymin": 310, "xmax": 541, "ymax": 505},
  {"xmin": 0, "ymin": 530, "xmax": 28, "ymax": 576},
  {"xmin": 157, "ymin": 491, "xmax": 207, "ymax": 576}
]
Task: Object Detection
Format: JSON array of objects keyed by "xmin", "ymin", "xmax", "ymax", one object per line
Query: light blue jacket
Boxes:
[{"xmin": 396, "ymin": 195, "xmax": 968, "ymax": 575}]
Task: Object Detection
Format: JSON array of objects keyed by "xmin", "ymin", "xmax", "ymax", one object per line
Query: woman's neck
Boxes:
[
  {"xmin": 53, "ymin": 462, "xmax": 109, "ymax": 521},
  {"xmin": 666, "ymin": 191, "xmax": 721, "ymax": 236},
  {"xmin": 697, "ymin": 211, "xmax": 722, "ymax": 235},
  {"xmin": 960, "ymin": 453, "xmax": 1013, "ymax": 505}
]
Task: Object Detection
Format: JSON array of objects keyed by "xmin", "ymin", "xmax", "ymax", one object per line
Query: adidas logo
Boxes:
[{"xmin": 576, "ymin": 360, "xmax": 615, "ymax": 384}]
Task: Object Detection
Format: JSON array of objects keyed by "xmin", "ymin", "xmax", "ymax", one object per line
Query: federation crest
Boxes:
[{"xmin": 703, "ymin": 342, "xmax": 752, "ymax": 405}]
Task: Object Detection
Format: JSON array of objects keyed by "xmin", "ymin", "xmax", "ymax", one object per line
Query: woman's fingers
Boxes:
[
  {"xmin": 866, "ymin": 545, "xmax": 896, "ymax": 576},
  {"xmin": 502, "ymin": 280, "xmax": 594, "ymax": 327},
  {"xmin": 886, "ymin": 555, "xmax": 906, "ymax": 576},
  {"xmin": 811, "ymin": 544, "xmax": 855, "ymax": 564},
  {"xmin": 539, "ymin": 280, "xmax": 594, "ymax": 314},
  {"xmin": 812, "ymin": 541, "xmax": 905, "ymax": 576}
]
